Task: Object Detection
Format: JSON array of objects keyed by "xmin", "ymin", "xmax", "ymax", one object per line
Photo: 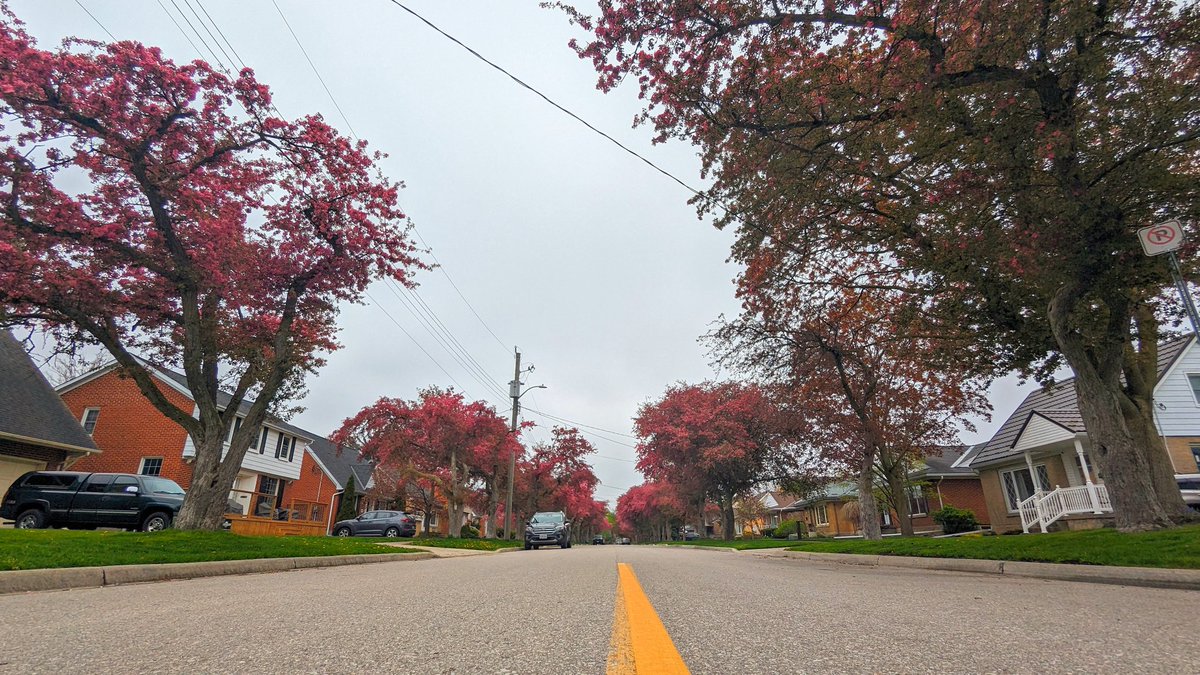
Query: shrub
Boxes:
[
  {"xmin": 932, "ymin": 506, "xmax": 979, "ymax": 534},
  {"xmin": 773, "ymin": 520, "xmax": 800, "ymax": 539},
  {"xmin": 460, "ymin": 524, "xmax": 480, "ymax": 539}
]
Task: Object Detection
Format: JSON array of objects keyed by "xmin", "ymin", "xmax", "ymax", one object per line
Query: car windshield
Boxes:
[
  {"xmin": 530, "ymin": 513, "xmax": 563, "ymax": 524},
  {"xmin": 142, "ymin": 477, "xmax": 185, "ymax": 495}
]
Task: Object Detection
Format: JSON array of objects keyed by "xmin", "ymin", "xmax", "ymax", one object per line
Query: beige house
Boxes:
[{"xmin": 970, "ymin": 336, "xmax": 1200, "ymax": 533}]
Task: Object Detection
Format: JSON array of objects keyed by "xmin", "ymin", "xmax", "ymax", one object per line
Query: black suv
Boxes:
[
  {"xmin": 525, "ymin": 511, "xmax": 571, "ymax": 549},
  {"xmin": 1, "ymin": 471, "xmax": 186, "ymax": 531}
]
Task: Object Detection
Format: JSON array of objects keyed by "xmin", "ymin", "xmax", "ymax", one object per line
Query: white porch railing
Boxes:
[{"xmin": 1019, "ymin": 484, "xmax": 1112, "ymax": 533}]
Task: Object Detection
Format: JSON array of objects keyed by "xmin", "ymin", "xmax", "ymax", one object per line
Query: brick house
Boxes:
[
  {"xmin": 0, "ymin": 331, "xmax": 99, "ymax": 498},
  {"xmin": 970, "ymin": 335, "xmax": 1200, "ymax": 533},
  {"xmin": 57, "ymin": 360, "xmax": 354, "ymax": 534},
  {"xmin": 907, "ymin": 444, "xmax": 991, "ymax": 532}
]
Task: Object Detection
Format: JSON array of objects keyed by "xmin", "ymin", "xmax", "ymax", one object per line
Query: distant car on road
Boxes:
[
  {"xmin": 525, "ymin": 511, "xmax": 571, "ymax": 549},
  {"xmin": 1, "ymin": 471, "xmax": 185, "ymax": 532},
  {"xmin": 591, "ymin": 535, "xmax": 605, "ymax": 545},
  {"xmin": 681, "ymin": 526, "xmax": 699, "ymax": 541},
  {"xmin": 331, "ymin": 510, "xmax": 417, "ymax": 537},
  {"xmin": 619, "ymin": 537, "xmax": 631, "ymax": 545}
]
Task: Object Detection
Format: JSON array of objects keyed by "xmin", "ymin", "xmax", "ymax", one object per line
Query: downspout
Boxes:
[
  {"xmin": 935, "ymin": 477, "xmax": 945, "ymax": 510},
  {"xmin": 327, "ymin": 489, "xmax": 343, "ymax": 535}
]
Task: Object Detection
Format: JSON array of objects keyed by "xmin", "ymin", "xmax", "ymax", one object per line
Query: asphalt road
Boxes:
[{"xmin": 0, "ymin": 545, "xmax": 1194, "ymax": 674}]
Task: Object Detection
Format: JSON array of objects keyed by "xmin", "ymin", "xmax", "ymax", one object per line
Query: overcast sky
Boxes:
[{"xmin": 19, "ymin": 1, "xmax": 1038, "ymax": 506}]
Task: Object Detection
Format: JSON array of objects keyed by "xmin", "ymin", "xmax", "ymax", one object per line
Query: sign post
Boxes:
[{"xmin": 1138, "ymin": 219, "xmax": 1200, "ymax": 338}]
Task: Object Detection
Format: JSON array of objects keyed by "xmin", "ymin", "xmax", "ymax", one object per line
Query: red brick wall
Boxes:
[
  {"xmin": 925, "ymin": 477, "xmax": 991, "ymax": 526},
  {"xmin": 290, "ymin": 449, "xmax": 338, "ymax": 506},
  {"xmin": 60, "ymin": 369, "xmax": 195, "ymax": 488}
]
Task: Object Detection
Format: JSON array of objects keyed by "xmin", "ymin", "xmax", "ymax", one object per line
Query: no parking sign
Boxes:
[{"xmin": 1138, "ymin": 219, "xmax": 1185, "ymax": 256}]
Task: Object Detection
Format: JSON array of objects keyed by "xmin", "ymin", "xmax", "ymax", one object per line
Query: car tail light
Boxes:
[{"xmin": 402, "ymin": 517, "xmax": 414, "ymax": 524}]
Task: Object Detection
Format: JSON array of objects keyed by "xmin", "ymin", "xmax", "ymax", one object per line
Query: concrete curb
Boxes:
[
  {"xmin": 753, "ymin": 549, "xmax": 1200, "ymax": 590},
  {"xmin": 0, "ymin": 552, "xmax": 435, "ymax": 595},
  {"xmin": 658, "ymin": 544, "xmax": 738, "ymax": 553}
]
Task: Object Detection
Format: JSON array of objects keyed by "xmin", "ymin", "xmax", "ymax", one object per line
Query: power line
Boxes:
[
  {"xmin": 167, "ymin": 0, "xmax": 224, "ymax": 69},
  {"xmin": 181, "ymin": 0, "xmax": 238, "ymax": 71},
  {"xmin": 523, "ymin": 406, "xmax": 638, "ymax": 439},
  {"xmin": 194, "ymin": 1, "xmax": 249, "ymax": 70},
  {"xmin": 74, "ymin": 0, "xmax": 116, "ymax": 41},
  {"xmin": 271, "ymin": 0, "xmax": 359, "ymax": 139},
  {"xmin": 411, "ymin": 228, "xmax": 509, "ymax": 354},
  {"xmin": 364, "ymin": 289, "xmax": 473, "ymax": 397},
  {"xmin": 385, "ymin": 1, "xmax": 711, "ymax": 204},
  {"xmin": 156, "ymin": 0, "xmax": 206, "ymax": 60}
]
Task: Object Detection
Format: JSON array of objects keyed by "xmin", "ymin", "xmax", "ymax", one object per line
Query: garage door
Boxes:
[{"xmin": 0, "ymin": 456, "xmax": 46, "ymax": 500}]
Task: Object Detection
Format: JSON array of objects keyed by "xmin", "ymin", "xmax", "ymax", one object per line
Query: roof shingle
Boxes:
[{"xmin": 0, "ymin": 332, "xmax": 98, "ymax": 453}]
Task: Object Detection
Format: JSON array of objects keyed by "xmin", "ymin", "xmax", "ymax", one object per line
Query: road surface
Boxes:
[{"xmin": 0, "ymin": 546, "xmax": 1193, "ymax": 673}]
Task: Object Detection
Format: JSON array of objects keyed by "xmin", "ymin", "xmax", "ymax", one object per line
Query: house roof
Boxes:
[
  {"xmin": 153, "ymin": 368, "xmax": 314, "ymax": 443},
  {"xmin": 305, "ymin": 435, "xmax": 374, "ymax": 492},
  {"xmin": 972, "ymin": 336, "xmax": 1192, "ymax": 468},
  {"xmin": 0, "ymin": 332, "xmax": 99, "ymax": 454},
  {"xmin": 792, "ymin": 482, "xmax": 857, "ymax": 508},
  {"xmin": 910, "ymin": 445, "xmax": 983, "ymax": 479}
]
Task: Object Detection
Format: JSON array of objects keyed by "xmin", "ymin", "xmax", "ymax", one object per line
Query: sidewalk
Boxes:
[{"xmin": 741, "ymin": 547, "xmax": 1200, "ymax": 591}]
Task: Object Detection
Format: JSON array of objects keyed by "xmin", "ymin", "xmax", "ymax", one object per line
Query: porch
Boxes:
[{"xmin": 224, "ymin": 488, "xmax": 329, "ymax": 537}]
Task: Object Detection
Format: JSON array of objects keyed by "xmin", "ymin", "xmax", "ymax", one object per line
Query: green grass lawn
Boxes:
[
  {"xmin": 784, "ymin": 525, "xmax": 1200, "ymax": 569},
  {"xmin": 0, "ymin": 529, "xmax": 420, "ymax": 571},
  {"xmin": 663, "ymin": 538, "xmax": 803, "ymax": 550},
  {"xmin": 390, "ymin": 536, "xmax": 519, "ymax": 551}
]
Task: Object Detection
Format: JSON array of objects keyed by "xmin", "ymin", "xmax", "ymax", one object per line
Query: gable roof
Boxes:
[
  {"xmin": 0, "ymin": 332, "xmax": 99, "ymax": 454},
  {"xmin": 305, "ymin": 435, "xmax": 373, "ymax": 491},
  {"xmin": 911, "ymin": 445, "xmax": 982, "ymax": 479},
  {"xmin": 972, "ymin": 336, "xmax": 1192, "ymax": 468},
  {"xmin": 792, "ymin": 482, "xmax": 857, "ymax": 507}
]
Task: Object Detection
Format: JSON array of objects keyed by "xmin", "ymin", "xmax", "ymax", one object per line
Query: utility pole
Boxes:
[{"xmin": 505, "ymin": 347, "xmax": 520, "ymax": 539}]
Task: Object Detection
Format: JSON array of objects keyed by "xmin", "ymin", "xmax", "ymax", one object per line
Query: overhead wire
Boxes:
[
  {"xmin": 156, "ymin": 0, "xmax": 206, "ymax": 60},
  {"xmin": 180, "ymin": 0, "xmax": 238, "ymax": 71},
  {"xmin": 73, "ymin": 0, "xmax": 116, "ymax": 41},
  {"xmin": 270, "ymin": 0, "xmax": 359, "ymax": 139},
  {"xmin": 166, "ymin": 0, "xmax": 223, "ymax": 68}
]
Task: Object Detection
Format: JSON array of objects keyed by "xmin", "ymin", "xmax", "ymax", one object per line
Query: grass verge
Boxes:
[
  {"xmin": 393, "ymin": 536, "xmax": 520, "ymax": 551},
  {"xmin": 0, "ymin": 529, "xmax": 419, "ymax": 571},
  {"xmin": 663, "ymin": 538, "xmax": 802, "ymax": 550},
  {"xmin": 784, "ymin": 525, "xmax": 1200, "ymax": 569}
]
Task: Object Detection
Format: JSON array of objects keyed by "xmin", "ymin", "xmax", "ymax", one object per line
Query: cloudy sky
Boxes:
[{"xmin": 19, "ymin": 1, "xmax": 1036, "ymax": 505}]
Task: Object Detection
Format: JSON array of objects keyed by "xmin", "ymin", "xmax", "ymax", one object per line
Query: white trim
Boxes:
[
  {"xmin": 814, "ymin": 503, "xmax": 829, "ymax": 526},
  {"xmin": 1185, "ymin": 372, "xmax": 1200, "ymax": 406},
  {"xmin": 54, "ymin": 361, "xmax": 119, "ymax": 395},
  {"xmin": 80, "ymin": 407, "xmax": 101, "ymax": 435},
  {"xmin": 1000, "ymin": 464, "xmax": 1049, "ymax": 513},
  {"xmin": 138, "ymin": 456, "xmax": 164, "ymax": 476}
]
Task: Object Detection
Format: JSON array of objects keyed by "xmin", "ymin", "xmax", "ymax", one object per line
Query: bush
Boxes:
[
  {"xmin": 773, "ymin": 520, "xmax": 801, "ymax": 539},
  {"xmin": 932, "ymin": 506, "xmax": 979, "ymax": 535},
  {"xmin": 460, "ymin": 524, "xmax": 480, "ymax": 539}
]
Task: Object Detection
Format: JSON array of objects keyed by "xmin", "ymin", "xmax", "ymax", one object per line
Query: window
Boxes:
[
  {"xmin": 109, "ymin": 476, "xmax": 138, "ymax": 493},
  {"xmin": 1189, "ymin": 374, "xmax": 1200, "ymax": 404},
  {"xmin": 428, "ymin": 512, "xmax": 438, "ymax": 527},
  {"xmin": 814, "ymin": 503, "xmax": 829, "ymax": 526},
  {"xmin": 23, "ymin": 474, "xmax": 77, "ymax": 489},
  {"xmin": 908, "ymin": 487, "xmax": 929, "ymax": 516},
  {"xmin": 81, "ymin": 408, "xmax": 100, "ymax": 435},
  {"xmin": 138, "ymin": 458, "xmax": 163, "ymax": 476},
  {"xmin": 226, "ymin": 416, "xmax": 243, "ymax": 443},
  {"xmin": 82, "ymin": 474, "xmax": 114, "ymax": 493},
  {"xmin": 1192, "ymin": 446, "xmax": 1200, "ymax": 473},
  {"xmin": 274, "ymin": 433, "xmax": 286, "ymax": 459},
  {"xmin": 1073, "ymin": 454, "xmax": 1101, "ymax": 482},
  {"xmin": 1001, "ymin": 465, "xmax": 1050, "ymax": 511},
  {"xmin": 256, "ymin": 427, "xmax": 269, "ymax": 454}
]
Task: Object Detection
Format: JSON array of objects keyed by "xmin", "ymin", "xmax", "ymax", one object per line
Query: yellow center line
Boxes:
[{"xmin": 606, "ymin": 563, "xmax": 690, "ymax": 674}]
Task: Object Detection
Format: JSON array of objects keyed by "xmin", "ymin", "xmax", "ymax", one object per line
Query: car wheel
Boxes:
[
  {"xmin": 335, "ymin": 527, "xmax": 352, "ymax": 537},
  {"xmin": 15, "ymin": 509, "xmax": 46, "ymax": 529},
  {"xmin": 141, "ymin": 512, "xmax": 171, "ymax": 532},
  {"xmin": 524, "ymin": 541, "xmax": 532, "ymax": 550},
  {"xmin": 384, "ymin": 526, "xmax": 400, "ymax": 537}
]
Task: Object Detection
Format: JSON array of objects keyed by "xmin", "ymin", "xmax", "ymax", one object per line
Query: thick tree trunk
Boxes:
[
  {"xmin": 175, "ymin": 430, "xmax": 254, "ymax": 530},
  {"xmin": 447, "ymin": 449, "xmax": 462, "ymax": 537},
  {"xmin": 857, "ymin": 451, "xmax": 882, "ymax": 540},
  {"xmin": 1049, "ymin": 287, "xmax": 1181, "ymax": 530},
  {"xmin": 721, "ymin": 492, "xmax": 736, "ymax": 541},
  {"xmin": 886, "ymin": 459, "xmax": 914, "ymax": 536}
]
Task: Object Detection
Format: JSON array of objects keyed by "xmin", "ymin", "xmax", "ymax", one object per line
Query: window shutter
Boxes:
[
  {"xmin": 258, "ymin": 427, "xmax": 269, "ymax": 454},
  {"xmin": 274, "ymin": 432, "xmax": 284, "ymax": 458},
  {"xmin": 288, "ymin": 437, "xmax": 296, "ymax": 462}
]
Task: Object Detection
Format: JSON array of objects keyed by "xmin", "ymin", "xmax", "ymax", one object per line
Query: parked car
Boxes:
[
  {"xmin": 619, "ymin": 537, "xmax": 631, "ymax": 545},
  {"xmin": 1178, "ymin": 475, "xmax": 1200, "ymax": 512},
  {"xmin": 525, "ymin": 510, "xmax": 571, "ymax": 549},
  {"xmin": 331, "ymin": 510, "xmax": 417, "ymax": 537},
  {"xmin": 591, "ymin": 535, "xmax": 605, "ymax": 545},
  {"xmin": 1, "ymin": 471, "xmax": 186, "ymax": 532},
  {"xmin": 681, "ymin": 526, "xmax": 699, "ymax": 541}
]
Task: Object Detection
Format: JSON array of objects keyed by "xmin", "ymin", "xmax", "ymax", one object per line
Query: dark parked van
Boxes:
[{"xmin": 1, "ymin": 471, "xmax": 186, "ymax": 532}]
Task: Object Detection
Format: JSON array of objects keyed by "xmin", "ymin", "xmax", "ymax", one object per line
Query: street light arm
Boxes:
[{"xmin": 518, "ymin": 384, "xmax": 548, "ymax": 399}]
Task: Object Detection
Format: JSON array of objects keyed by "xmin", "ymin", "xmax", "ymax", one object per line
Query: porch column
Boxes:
[
  {"xmin": 1074, "ymin": 438, "xmax": 1103, "ymax": 514},
  {"xmin": 1024, "ymin": 451, "xmax": 1046, "ymax": 533}
]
